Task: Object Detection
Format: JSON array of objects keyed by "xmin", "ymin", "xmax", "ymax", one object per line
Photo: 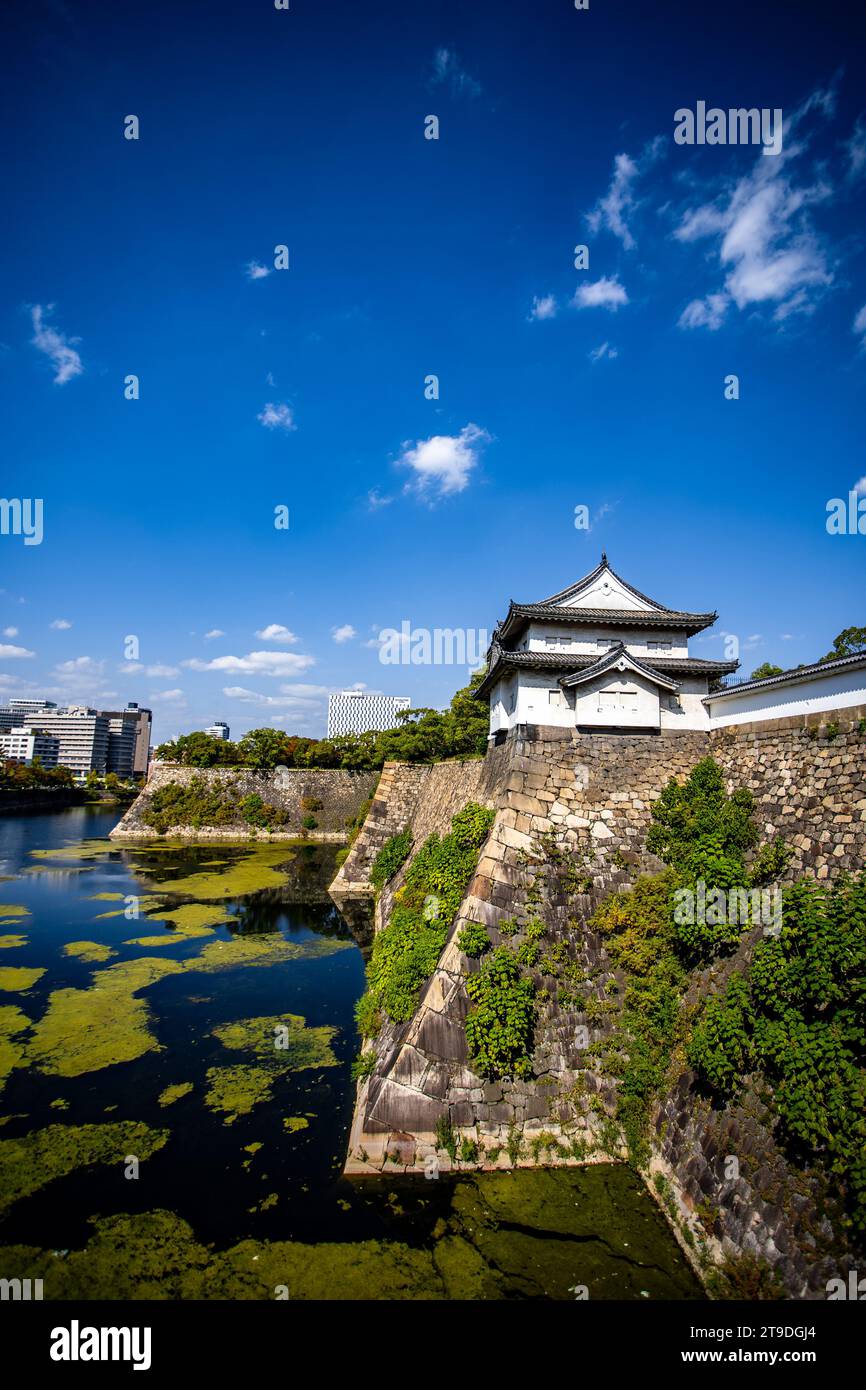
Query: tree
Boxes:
[
  {"xmin": 818, "ymin": 626, "xmax": 866, "ymax": 664},
  {"xmin": 237, "ymin": 727, "xmax": 291, "ymax": 770},
  {"xmin": 750, "ymin": 662, "xmax": 784, "ymax": 680}
]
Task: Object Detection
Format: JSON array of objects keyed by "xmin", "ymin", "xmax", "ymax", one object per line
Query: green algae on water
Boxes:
[
  {"xmin": 0, "ymin": 966, "xmax": 45, "ymax": 992},
  {"xmin": 188, "ymin": 934, "xmax": 350, "ymax": 974},
  {"xmin": 88, "ymin": 892, "xmax": 125, "ymax": 901},
  {"xmin": 0, "ymin": 1003, "xmax": 31, "ymax": 1092},
  {"xmin": 0, "ymin": 934, "xmax": 28, "ymax": 949},
  {"xmin": 204, "ymin": 1064, "xmax": 273, "ymax": 1123},
  {"xmin": 157, "ymin": 1082, "xmax": 194, "ymax": 1107},
  {"xmin": 27, "ymin": 957, "xmax": 183, "ymax": 1078},
  {"xmin": 0, "ymin": 904, "xmax": 31, "ymax": 918},
  {"xmin": 30, "ymin": 841, "xmax": 117, "ymax": 862},
  {"xmin": 283, "ymin": 1116, "xmax": 309, "ymax": 1133},
  {"xmin": 143, "ymin": 845, "xmax": 300, "ymax": 901},
  {"xmin": 211, "ymin": 1013, "xmax": 339, "ymax": 1071},
  {"xmin": 63, "ymin": 941, "xmax": 116, "ymax": 963},
  {"xmin": 0, "ymin": 1122, "xmax": 170, "ymax": 1216}
]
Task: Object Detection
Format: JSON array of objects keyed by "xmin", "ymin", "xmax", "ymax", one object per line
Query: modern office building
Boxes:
[
  {"xmin": 0, "ymin": 726, "xmax": 61, "ymax": 768},
  {"xmin": 205, "ymin": 722, "xmax": 230, "ymax": 740},
  {"xmin": 326, "ymin": 691, "xmax": 410, "ymax": 739},
  {"xmin": 103, "ymin": 703, "xmax": 152, "ymax": 777},
  {"xmin": 19, "ymin": 707, "xmax": 111, "ymax": 777},
  {"xmin": 7, "ymin": 699, "xmax": 58, "ymax": 715}
]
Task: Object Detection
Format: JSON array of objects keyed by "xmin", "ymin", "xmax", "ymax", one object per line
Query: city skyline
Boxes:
[{"xmin": 2, "ymin": 0, "xmax": 865, "ymax": 744}]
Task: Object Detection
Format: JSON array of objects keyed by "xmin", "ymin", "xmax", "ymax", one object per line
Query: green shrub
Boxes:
[
  {"xmin": 354, "ymin": 990, "xmax": 382, "ymax": 1041},
  {"xmin": 301, "ymin": 813, "xmax": 318, "ymax": 830},
  {"xmin": 238, "ymin": 792, "xmax": 288, "ymax": 829},
  {"xmin": 458, "ymin": 1137, "xmax": 479, "ymax": 1163},
  {"xmin": 457, "ymin": 921, "xmax": 491, "ymax": 958},
  {"xmin": 435, "ymin": 1113, "xmax": 457, "ymax": 1160},
  {"xmin": 370, "ymin": 827, "xmax": 413, "ymax": 890},
  {"xmin": 351, "ymin": 1051, "xmax": 377, "ymax": 1081},
  {"xmin": 365, "ymin": 804, "xmax": 494, "ymax": 1023},
  {"xmin": 142, "ymin": 776, "xmax": 238, "ymax": 834},
  {"xmin": 465, "ymin": 947, "xmax": 536, "ymax": 1079}
]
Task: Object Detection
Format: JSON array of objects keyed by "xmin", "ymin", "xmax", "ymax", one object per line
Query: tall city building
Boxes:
[
  {"xmin": 0, "ymin": 727, "xmax": 61, "ymax": 768},
  {"xmin": 205, "ymin": 722, "xmax": 230, "ymax": 740},
  {"xmin": 103, "ymin": 703, "xmax": 152, "ymax": 777},
  {"xmin": 12, "ymin": 707, "xmax": 110, "ymax": 777},
  {"xmin": 326, "ymin": 691, "xmax": 410, "ymax": 738},
  {"xmin": 7, "ymin": 699, "xmax": 58, "ymax": 715}
]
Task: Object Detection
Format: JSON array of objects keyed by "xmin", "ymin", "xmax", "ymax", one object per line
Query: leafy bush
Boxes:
[
  {"xmin": 435, "ymin": 1113, "xmax": 457, "ymax": 1160},
  {"xmin": 359, "ymin": 803, "xmax": 494, "ymax": 1025},
  {"xmin": 354, "ymin": 991, "xmax": 382, "ymax": 1040},
  {"xmin": 688, "ymin": 874, "xmax": 866, "ymax": 1230},
  {"xmin": 459, "ymin": 1137, "xmax": 479, "ymax": 1163},
  {"xmin": 142, "ymin": 777, "xmax": 238, "ymax": 834},
  {"xmin": 457, "ymin": 921, "xmax": 491, "ymax": 958},
  {"xmin": 238, "ymin": 793, "xmax": 288, "ymax": 829},
  {"xmin": 465, "ymin": 947, "xmax": 536, "ymax": 1079},
  {"xmin": 301, "ymin": 813, "xmax": 318, "ymax": 830},
  {"xmin": 646, "ymin": 756, "xmax": 758, "ymax": 888},
  {"xmin": 370, "ymin": 827, "xmax": 413, "ymax": 890},
  {"xmin": 351, "ymin": 1051, "xmax": 377, "ymax": 1081}
]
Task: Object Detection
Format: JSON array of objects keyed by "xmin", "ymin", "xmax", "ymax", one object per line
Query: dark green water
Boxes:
[{"xmin": 0, "ymin": 806, "xmax": 703, "ymax": 1300}]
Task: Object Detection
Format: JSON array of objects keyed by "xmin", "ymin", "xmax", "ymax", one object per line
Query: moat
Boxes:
[{"xmin": 0, "ymin": 806, "xmax": 701, "ymax": 1299}]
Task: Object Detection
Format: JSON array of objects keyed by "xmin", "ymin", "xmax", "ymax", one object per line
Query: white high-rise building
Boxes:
[
  {"xmin": 327, "ymin": 691, "xmax": 410, "ymax": 739},
  {"xmin": 205, "ymin": 722, "xmax": 230, "ymax": 740},
  {"xmin": 0, "ymin": 726, "xmax": 61, "ymax": 768}
]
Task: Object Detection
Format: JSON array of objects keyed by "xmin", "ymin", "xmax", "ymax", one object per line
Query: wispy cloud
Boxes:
[
  {"xmin": 397, "ymin": 423, "xmax": 490, "ymax": 499},
  {"xmin": 50, "ymin": 618, "xmax": 72, "ymax": 630},
  {"xmin": 2, "ymin": 627, "xmax": 19, "ymax": 638},
  {"xmin": 572, "ymin": 277, "xmax": 629, "ymax": 311},
  {"xmin": 257, "ymin": 402, "xmax": 296, "ymax": 431},
  {"xmin": 432, "ymin": 47, "xmax": 481, "ymax": 99},
  {"xmin": 331, "ymin": 624, "xmax": 356, "ymax": 644},
  {"xmin": 674, "ymin": 89, "xmax": 836, "ymax": 328},
  {"xmin": 845, "ymin": 115, "xmax": 866, "ymax": 181},
  {"xmin": 30, "ymin": 305, "xmax": 83, "ymax": 385},
  {"xmin": 254, "ymin": 624, "xmax": 298, "ymax": 644},
  {"xmin": 184, "ymin": 651, "xmax": 315, "ymax": 677},
  {"xmin": 586, "ymin": 140, "xmax": 664, "ymax": 250},
  {"xmin": 204, "ymin": 628, "xmax": 225, "ymax": 640},
  {"xmin": 245, "ymin": 261, "xmax": 271, "ymax": 280},
  {"xmin": 528, "ymin": 294, "xmax": 558, "ymax": 321},
  {"xmin": 367, "ymin": 489, "xmax": 393, "ymax": 510},
  {"xmin": 853, "ymin": 303, "xmax": 866, "ymax": 351},
  {"xmin": 588, "ymin": 341, "xmax": 618, "ymax": 363},
  {"xmin": 0, "ymin": 643, "xmax": 35, "ymax": 659}
]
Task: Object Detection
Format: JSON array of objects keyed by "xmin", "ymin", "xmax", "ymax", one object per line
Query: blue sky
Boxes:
[{"xmin": 1, "ymin": 0, "xmax": 865, "ymax": 742}]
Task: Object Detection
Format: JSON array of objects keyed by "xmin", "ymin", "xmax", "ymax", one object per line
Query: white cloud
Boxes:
[
  {"xmin": 528, "ymin": 294, "xmax": 558, "ymax": 321},
  {"xmin": 678, "ymin": 293, "xmax": 730, "ymax": 331},
  {"xmin": 367, "ymin": 489, "xmax": 393, "ymax": 510},
  {"xmin": 397, "ymin": 423, "xmax": 490, "ymax": 499},
  {"xmin": 853, "ymin": 303, "xmax": 866, "ymax": 350},
  {"xmin": 184, "ymin": 651, "xmax": 315, "ymax": 677},
  {"xmin": 853, "ymin": 476, "xmax": 866, "ymax": 496},
  {"xmin": 50, "ymin": 618, "xmax": 72, "ymax": 630},
  {"xmin": 55, "ymin": 656, "xmax": 103, "ymax": 674},
  {"xmin": 118, "ymin": 662, "xmax": 143, "ymax": 674},
  {"xmin": 149, "ymin": 688, "xmax": 186, "ymax": 703},
  {"xmin": 572, "ymin": 277, "xmax": 629, "ymax": 311},
  {"xmin": 331, "ymin": 624, "xmax": 356, "ymax": 644},
  {"xmin": 846, "ymin": 116, "xmax": 866, "ymax": 180},
  {"xmin": 586, "ymin": 138, "xmax": 665, "ymax": 250},
  {"xmin": 674, "ymin": 93, "xmax": 835, "ymax": 327},
  {"xmin": 588, "ymin": 341, "xmax": 618, "ymax": 363},
  {"xmin": 254, "ymin": 624, "xmax": 298, "ymax": 644},
  {"xmin": 0, "ymin": 643, "xmax": 35, "ymax": 659},
  {"xmin": 432, "ymin": 47, "xmax": 481, "ymax": 98},
  {"xmin": 257, "ymin": 402, "xmax": 296, "ymax": 431},
  {"xmin": 245, "ymin": 261, "xmax": 271, "ymax": 280},
  {"xmin": 145, "ymin": 664, "xmax": 179, "ymax": 677},
  {"xmin": 30, "ymin": 305, "xmax": 83, "ymax": 385},
  {"xmin": 223, "ymin": 684, "xmax": 329, "ymax": 709},
  {"xmin": 3, "ymin": 627, "xmax": 19, "ymax": 637},
  {"xmin": 204, "ymin": 628, "xmax": 225, "ymax": 640}
]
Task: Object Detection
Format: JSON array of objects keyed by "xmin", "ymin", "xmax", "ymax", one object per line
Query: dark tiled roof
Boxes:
[
  {"xmin": 703, "ymin": 650, "xmax": 866, "ymax": 703},
  {"xmin": 558, "ymin": 642, "xmax": 680, "ymax": 692},
  {"xmin": 473, "ymin": 644, "xmax": 738, "ymax": 699},
  {"xmin": 502, "ymin": 604, "xmax": 716, "ymax": 628}
]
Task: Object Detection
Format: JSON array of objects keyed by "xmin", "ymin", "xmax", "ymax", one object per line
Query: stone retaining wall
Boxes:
[{"xmin": 110, "ymin": 764, "xmax": 378, "ymax": 840}]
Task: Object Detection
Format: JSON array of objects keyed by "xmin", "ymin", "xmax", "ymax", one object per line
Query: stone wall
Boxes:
[
  {"xmin": 110, "ymin": 763, "xmax": 379, "ymax": 840},
  {"xmin": 337, "ymin": 712, "xmax": 865, "ymax": 1296}
]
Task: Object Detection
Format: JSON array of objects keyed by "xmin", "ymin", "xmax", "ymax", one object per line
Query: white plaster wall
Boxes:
[
  {"xmin": 572, "ymin": 671, "xmax": 660, "ymax": 729},
  {"xmin": 515, "ymin": 669, "xmax": 575, "ymax": 728},
  {"xmin": 660, "ymin": 677, "xmax": 711, "ymax": 730},
  {"xmin": 706, "ymin": 672, "xmax": 866, "ymax": 728},
  {"xmin": 524, "ymin": 622, "xmax": 689, "ymax": 658}
]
